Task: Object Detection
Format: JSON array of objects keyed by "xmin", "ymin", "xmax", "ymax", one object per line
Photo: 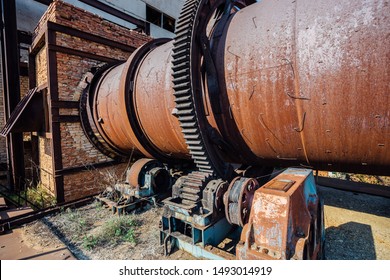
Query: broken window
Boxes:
[{"xmin": 146, "ymin": 5, "xmax": 175, "ymax": 32}]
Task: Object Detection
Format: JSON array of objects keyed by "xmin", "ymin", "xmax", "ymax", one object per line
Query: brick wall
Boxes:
[
  {"xmin": 20, "ymin": 76, "xmax": 29, "ymax": 98},
  {"xmin": 63, "ymin": 164, "xmax": 127, "ymax": 201},
  {"xmin": 35, "ymin": 46, "xmax": 47, "ymax": 86},
  {"xmin": 33, "ymin": 0, "xmax": 150, "ymax": 202}
]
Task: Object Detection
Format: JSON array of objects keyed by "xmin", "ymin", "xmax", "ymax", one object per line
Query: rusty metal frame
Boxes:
[
  {"xmin": 0, "ymin": 192, "xmax": 96, "ymax": 233},
  {"xmin": 317, "ymin": 176, "xmax": 390, "ymax": 198},
  {"xmin": 51, "ymin": 100, "xmax": 79, "ymax": 109},
  {"xmin": 0, "ymin": 87, "xmax": 44, "ymax": 136},
  {"xmin": 54, "ymin": 160, "xmax": 117, "ymax": 176},
  {"xmin": 52, "ymin": 115, "xmax": 80, "ymax": 123},
  {"xmin": 46, "ymin": 25, "xmax": 65, "ymax": 202}
]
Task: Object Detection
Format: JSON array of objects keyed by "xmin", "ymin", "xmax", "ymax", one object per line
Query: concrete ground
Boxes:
[
  {"xmin": 0, "ymin": 227, "xmax": 76, "ymax": 260},
  {"xmin": 318, "ymin": 186, "xmax": 390, "ymax": 259}
]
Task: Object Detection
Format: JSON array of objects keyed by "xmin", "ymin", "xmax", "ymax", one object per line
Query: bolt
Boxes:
[
  {"xmin": 262, "ymin": 248, "xmax": 269, "ymax": 254},
  {"xmin": 242, "ymin": 208, "xmax": 248, "ymax": 216}
]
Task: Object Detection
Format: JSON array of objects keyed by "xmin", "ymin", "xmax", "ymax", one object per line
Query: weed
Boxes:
[
  {"xmin": 81, "ymin": 215, "xmax": 138, "ymax": 251},
  {"xmin": 83, "ymin": 235, "xmax": 98, "ymax": 250},
  {"xmin": 98, "ymin": 215, "xmax": 137, "ymax": 245}
]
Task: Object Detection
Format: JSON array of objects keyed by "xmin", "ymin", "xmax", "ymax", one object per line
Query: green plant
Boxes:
[
  {"xmin": 81, "ymin": 215, "xmax": 138, "ymax": 249},
  {"xmin": 23, "ymin": 183, "xmax": 56, "ymax": 209},
  {"xmin": 83, "ymin": 235, "xmax": 98, "ymax": 250},
  {"xmin": 100, "ymin": 215, "xmax": 137, "ymax": 244}
]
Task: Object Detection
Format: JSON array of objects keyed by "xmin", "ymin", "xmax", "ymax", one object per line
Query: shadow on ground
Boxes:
[{"xmin": 325, "ymin": 222, "xmax": 376, "ymax": 259}]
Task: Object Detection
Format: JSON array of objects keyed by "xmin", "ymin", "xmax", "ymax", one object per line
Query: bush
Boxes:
[
  {"xmin": 81, "ymin": 215, "xmax": 137, "ymax": 250},
  {"xmin": 24, "ymin": 183, "xmax": 56, "ymax": 209}
]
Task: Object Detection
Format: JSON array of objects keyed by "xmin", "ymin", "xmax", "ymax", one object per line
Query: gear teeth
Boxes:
[
  {"xmin": 173, "ymin": 82, "xmax": 191, "ymax": 91},
  {"xmin": 172, "ymin": 0, "xmax": 217, "ymax": 175},
  {"xmin": 173, "ymin": 89, "xmax": 191, "ymax": 97},
  {"xmin": 176, "ymin": 171, "xmax": 212, "ymax": 204}
]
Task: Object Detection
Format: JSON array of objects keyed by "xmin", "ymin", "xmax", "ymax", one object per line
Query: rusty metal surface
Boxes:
[
  {"xmin": 91, "ymin": 39, "xmax": 188, "ymax": 161},
  {"xmin": 88, "ymin": 0, "xmax": 389, "ymax": 175},
  {"xmin": 0, "ymin": 87, "xmax": 43, "ymax": 136},
  {"xmin": 134, "ymin": 41, "xmax": 189, "ymax": 159},
  {"xmin": 127, "ymin": 158, "xmax": 155, "ymax": 188},
  {"xmin": 218, "ymin": 0, "xmax": 390, "ymax": 175},
  {"xmin": 224, "ymin": 177, "xmax": 258, "ymax": 227},
  {"xmin": 92, "ymin": 63, "xmax": 140, "ymax": 154},
  {"xmin": 236, "ymin": 168, "xmax": 322, "ymax": 260}
]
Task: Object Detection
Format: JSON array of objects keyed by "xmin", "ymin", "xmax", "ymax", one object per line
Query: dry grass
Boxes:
[
  {"xmin": 22, "ymin": 201, "xmax": 194, "ymax": 260},
  {"xmin": 22, "ymin": 221, "xmax": 64, "ymax": 249}
]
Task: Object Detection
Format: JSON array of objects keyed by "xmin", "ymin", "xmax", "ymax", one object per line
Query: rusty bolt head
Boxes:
[{"xmin": 262, "ymin": 248, "xmax": 269, "ymax": 254}]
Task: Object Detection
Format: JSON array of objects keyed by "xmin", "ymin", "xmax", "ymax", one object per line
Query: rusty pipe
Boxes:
[
  {"xmin": 89, "ymin": 39, "xmax": 189, "ymax": 161},
  {"xmin": 85, "ymin": 0, "xmax": 389, "ymax": 175},
  {"xmin": 214, "ymin": 0, "xmax": 390, "ymax": 174}
]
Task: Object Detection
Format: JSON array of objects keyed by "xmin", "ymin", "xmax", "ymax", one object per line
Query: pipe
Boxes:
[{"xmin": 85, "ymin": 0, "xmax": 390, "ymax": 175}]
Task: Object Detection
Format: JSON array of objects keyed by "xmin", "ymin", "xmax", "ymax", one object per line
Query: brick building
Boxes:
[{"xmin": 0, "ymin": 0, "xmax": 184, "ymax": 202}]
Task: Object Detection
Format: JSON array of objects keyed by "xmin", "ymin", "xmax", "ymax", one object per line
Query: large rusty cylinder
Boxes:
[
  {"xmin": 90, "ymin": 39, "xmax": 189, "ymax": 161},
  {"xmin": 134, "ymin": 41, "xmax": 188, "ymax": 158},
  {"xmin": 210, "ymin": 0, "xmax": 390, "ymax": 175},
  {"xmin": 87, "ymin": 0, "xmax": 389, "ymax": 175}
]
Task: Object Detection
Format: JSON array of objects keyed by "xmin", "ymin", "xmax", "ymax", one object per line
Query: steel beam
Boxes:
[{"xmin": 0, "ymin": 0, "xmax": 25, "ymax": 191}]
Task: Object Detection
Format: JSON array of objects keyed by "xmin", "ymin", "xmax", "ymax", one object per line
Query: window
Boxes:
[
  {"xmin": 146, "ymin": 5, "xmax": 161, "ymax": 26},
  {"xmin": 163, "ymin": 14, "xmax": 175, "ymax": 33},
  {"xmin": 146, "ymin": 5, "xmax": 176, "ymax": 32}
]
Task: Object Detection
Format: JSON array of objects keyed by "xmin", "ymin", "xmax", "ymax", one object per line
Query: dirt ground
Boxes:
[
  {"xmin": 0, "ymin": 221, "xmax": 75, "ymax": 260},
  {"xmin": 20, "ymin": 202, "xmax": 195, "ymax": 260},
  {"xmin": 318, "ymin": 186, "xmax": 390, "ymax": 260},
  {"xmin": 6, "ymin": 185, "xmax": 390, "ymax": 260}
]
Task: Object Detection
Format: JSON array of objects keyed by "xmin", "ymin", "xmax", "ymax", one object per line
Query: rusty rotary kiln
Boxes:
[{"xmin": 80, "ymin": 0, "xmax": 389, "ymax": 260}]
